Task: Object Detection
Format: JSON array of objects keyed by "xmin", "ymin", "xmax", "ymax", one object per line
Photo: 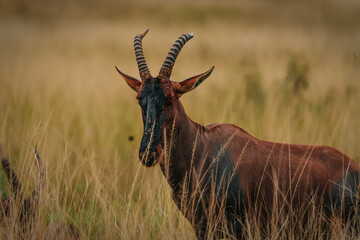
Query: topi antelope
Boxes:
[
  {"xmin": 116, "ymin": 30, "xmax": 360, "ymax": 239},
  {"xmin": 0, "ymin": 145, "xmax": 79, "ymax": 239}
]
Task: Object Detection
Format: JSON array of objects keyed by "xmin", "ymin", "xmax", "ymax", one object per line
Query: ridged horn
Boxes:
[
  {"xmin": 159, "ymin": 32, "xmax": 194, "ymax": 79},
  {"xmin": 134, "ymin": 29, "xmax": 151, "ymax": 80}
]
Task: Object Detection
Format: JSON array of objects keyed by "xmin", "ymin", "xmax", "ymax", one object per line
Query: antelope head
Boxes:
[{"xmin": 116, "ymin": 29, "xmax": 214, "ymax": 167}]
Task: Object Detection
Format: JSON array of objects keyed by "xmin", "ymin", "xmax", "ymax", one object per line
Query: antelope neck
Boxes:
[{"xmin": 160, "ymin": 100, "xmax": 205, "ymax": 189}]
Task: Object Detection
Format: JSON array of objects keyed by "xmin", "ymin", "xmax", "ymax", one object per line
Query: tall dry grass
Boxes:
[{"xmin": 0, "ymin": 0, "xmax": 360, "ymax": 239}]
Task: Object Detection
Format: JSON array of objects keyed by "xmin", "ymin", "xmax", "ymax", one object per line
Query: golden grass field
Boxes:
[{"xmin": 1, "ymin": 0, "xmax": 360, "ymax": 239}]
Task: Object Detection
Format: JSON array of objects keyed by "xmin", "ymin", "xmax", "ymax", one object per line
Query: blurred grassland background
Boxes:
[{"xmin": 0, "ymin": 0, "xmax": 360, "ymax": 239}]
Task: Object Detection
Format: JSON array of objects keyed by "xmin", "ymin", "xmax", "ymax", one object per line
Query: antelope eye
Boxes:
[{"xmin": 137, "ymin": 96, "xmax": 143, "ymax": 104}]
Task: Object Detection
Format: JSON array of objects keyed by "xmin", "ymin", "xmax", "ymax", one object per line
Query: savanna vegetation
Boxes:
[{"xmin": 0, "ymin": 0, "xmax": 360, "ymax": 239}]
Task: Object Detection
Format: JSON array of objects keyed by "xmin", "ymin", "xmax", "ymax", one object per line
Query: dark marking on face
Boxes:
[{"xmin": 137, "ymin": 78, "xmax": 168, "ymax": 167}]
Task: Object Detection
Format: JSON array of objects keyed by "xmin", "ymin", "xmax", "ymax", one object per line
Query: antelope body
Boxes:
[{"xmin": 117, "ymin": 30, "xmax": 360, "ymax": 239}]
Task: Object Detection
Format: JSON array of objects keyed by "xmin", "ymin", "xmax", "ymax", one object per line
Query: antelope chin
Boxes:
[{"xmin": 141, "ymin": 145, "xmax": 163, "ymax": 167}]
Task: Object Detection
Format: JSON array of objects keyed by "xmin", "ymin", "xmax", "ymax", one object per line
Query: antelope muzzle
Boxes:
[{"xmin": 139, "ymin": 144, "xmax": 162, "ymax": 167}]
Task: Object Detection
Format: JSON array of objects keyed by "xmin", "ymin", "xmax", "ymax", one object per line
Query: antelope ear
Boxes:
[
  {"xmin": 115, "ymin": 66, "xmax": 141, "ymax": 92},
  {"xmin": 172, "ymin": 66, "xmax": 214, "ymax": 97}
]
